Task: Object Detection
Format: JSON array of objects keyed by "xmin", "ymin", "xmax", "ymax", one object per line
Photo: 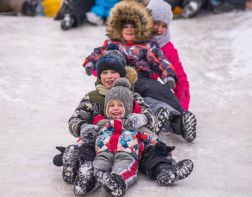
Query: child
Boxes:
[
  {"xmin": 57, "ymin": 0, "xmax": 95, "ymax": 30},
  {"xmin": 86, "ymin": 0, "xmax": 120, "ymax": 26},
  {"xmin": 83, "ymin": 0, "xmax": 197, "ymax": 142},
  {"xmin": 74, "ymin": 78, "xmax": 194, "ymax": 196},
  {"xmin": 147, "ymin": 0, "xmax": 190, "ymax": 111}
]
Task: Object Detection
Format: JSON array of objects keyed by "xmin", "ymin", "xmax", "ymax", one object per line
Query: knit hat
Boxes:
[
  {"xmin": 147, "ymin": 0, "xmax": 173, "ymax": 47},
  {"xmin": 96, "ymin": 49, "xmax": 126, "ymax": 79},
  {"xmin": 105, "ymin": 78, "xmax": 134, "ymax": 118}
]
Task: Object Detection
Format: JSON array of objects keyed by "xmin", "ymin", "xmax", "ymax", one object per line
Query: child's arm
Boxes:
[
  {"xmin": 133, "ymin": 93, "xmax": 157, "ymax": 131},
  {"xmin": 68, "ymin": 93, "xmax": 94, "ymax": 137},
  {"xmin": 146, "ymin": 41, "xmax": 177, "ymax": 82},
  {"xmin": 82, "ymin": 40, "xmax": 110, "ymax": 73}
]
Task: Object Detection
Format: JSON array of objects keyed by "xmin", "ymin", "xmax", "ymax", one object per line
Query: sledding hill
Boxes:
[{"xmin": 0, "ymin": 11, "xmax": 252, "ymax": 196}]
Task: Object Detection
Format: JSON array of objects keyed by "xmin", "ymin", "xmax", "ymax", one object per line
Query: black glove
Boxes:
[
  {"xmin": 53, "ymin": 146, "xmax": 66, "ymax": 167},
  {"xmin": 154, "ymin": 142, "xmax": 175, "ymax": 156},
  {"xmin": 85, "ymin": 62, "xmax": 95, "ymax": 76}
]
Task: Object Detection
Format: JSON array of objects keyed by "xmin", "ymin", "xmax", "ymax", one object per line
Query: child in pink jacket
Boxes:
[{"xmin": 147, "ymin": 0, "xmax": 190, "ymax": 111}]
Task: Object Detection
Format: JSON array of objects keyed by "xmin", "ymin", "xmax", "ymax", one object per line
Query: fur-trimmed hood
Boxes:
[{"xmin": 106, "ymin": 0, "xmax": 153, "ymax": 42}]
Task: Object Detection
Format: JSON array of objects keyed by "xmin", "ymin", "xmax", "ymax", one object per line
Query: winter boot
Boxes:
[
  {"xmin": 155, "ymin": 159, "xmax": 193, "ymax": 186},
  {"xmin": 174, "ymin": 159, "xmax": 194, "ymax": 181},
  {"xmin": 61, "ymin": 13, "xmax": 76, "ymax": 30},
  {"xmin": 181, "ymin": 111, "xmax": 197, "ymax": 142},
  {"xmin": 62, "ymin": 144, "xmax": 79, "ymax": 184},
  {"xmin": 86, "ymin": 12, "xmax": 104, "ymax": 26},
  {"xmin": 182, "ymin": 0, "xmax": 202, "ymax": 18},
  {"xmin": 74, "ymin": 161, "xmax": 95, "ymax": 196},
  {"xmin": 94, "ymin": 169, "xmax": 126, "ymax": 197},
  {"xmin": 154, "ymin": 107, "xmax": 171, "ymax": 135}
]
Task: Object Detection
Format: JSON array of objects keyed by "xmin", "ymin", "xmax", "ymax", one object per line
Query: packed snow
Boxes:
[{"xmin": 0, "ymin": 11, "xmax": 252, "ymax": 197}]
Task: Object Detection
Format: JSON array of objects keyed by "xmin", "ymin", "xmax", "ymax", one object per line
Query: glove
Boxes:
[
  {"xmin": 164, "ymin": 76, "xmax": 176, "ymax": 89},
  {"xmin": 80, "ymin": 124, "xmax": 99, "ymax": 143},
  {"xmin": 85, "ymin": 62, "xmax": 95, "ymax": 76},
  {"xmin": 154, "ymin": 142, "xmax": 175, "ymax": 156},
  {"xmin": 124, "ymin": 113, "xmax": 148, "ymax": 130},
  {"xmin": 53, "ymin": 146, "xmax": 66, "ymax": 167}
]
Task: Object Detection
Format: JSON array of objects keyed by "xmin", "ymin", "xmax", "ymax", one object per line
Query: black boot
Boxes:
[
  {"xmin": 155, "ymin": 159, "xmax": 193, "ymax": 186},
  {"xmin": 181, "ymin": 111, "xmax": 197, "ymax": 142},
  {"xmin": 62, "ymin": 144, "xmax": 79, "ymax": 184},
  {"xmin": 94, "ymin": 169, "xmax": 126, "ymax": 197},
  {"xmin": 74, "ymin": 161, "xmax": 95, "ymax": 196},
  {"xmin": 61, "ymin": 14, "xmax": 76, "ymax": 30},
  {"xmin": 154, "ymin": 107, "xmax": 171, "ymax": 135}
]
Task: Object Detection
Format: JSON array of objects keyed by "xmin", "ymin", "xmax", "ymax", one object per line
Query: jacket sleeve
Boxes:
[
  {"xmin": 68, "ymin": 94, "xmax": 93, "ymax": 137},
  {"xmin": 162, "ymin": 42, "xmax": 190, "ymax": 111},
  {"xmin": 146, "ymin": 41, "xmax": 177, "ymax": 82},
  {"xmin": 140, "ymin": 133, "xmax": 160, "ymax": 147},
  {"xmin": 133, "ymin": 92, "xmax": 157, "ymax": 131},
  {"xmin": 82, "ymin": 40, "xmax": 109, "ymax": 67}
]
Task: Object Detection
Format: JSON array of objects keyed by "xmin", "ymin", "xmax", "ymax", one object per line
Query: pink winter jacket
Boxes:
[{"xmin": 161, "ymin": 41, "xmax": 190, "ymax": 111}]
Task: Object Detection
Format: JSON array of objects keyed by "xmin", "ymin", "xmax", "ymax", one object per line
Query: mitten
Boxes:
[
  {"xmin": 80, "ymin": 124, "xmax": 99, "ymax": 143},
  {"xmin": 154, "ymin": 142, "xmax": 175, "ymax": 156},
  {"xmin": 124, "ymin": 113, "xmax": 148, "ymax": 130},
  {"xmin": 164, "ymin": 76, "xmax": 176, "ymax": 89},
  {"xmin": 85, "ymin": 62, "xmax": 95, "ymax": 76},
  {"xmin": 53, "ymin": 146, "xmax": 66, "ymax": 167}
]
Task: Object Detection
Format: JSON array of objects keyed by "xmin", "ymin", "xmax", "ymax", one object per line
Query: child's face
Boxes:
[
  {"xmin": 100, "ymin": 70, "xmax": 121, "ymax": 89},
  {"xmin": 153, "ymin": 21, "xmax": 168, "ymax": 36},
  {"xmin": 122, "ymin": 23, "xmax": 136, "ymax": 42},
  {"xmin": 107, "ymin": 99, "xmax": 125, "ymax": 119}
]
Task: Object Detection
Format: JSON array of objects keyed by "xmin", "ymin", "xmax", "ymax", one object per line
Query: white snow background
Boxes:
[{"xmin": 0, "ymin": 11, "xmax": 252, "ymax": 197}]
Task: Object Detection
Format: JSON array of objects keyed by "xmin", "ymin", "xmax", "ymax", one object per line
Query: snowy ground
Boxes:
[{"xmin": 0, "ymin": 11, "xmax": 252, "ymax": 197}]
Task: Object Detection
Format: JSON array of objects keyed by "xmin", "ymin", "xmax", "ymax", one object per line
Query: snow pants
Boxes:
[
  {"xmin": 134, "ymin": 76, "xmax": 184, "ymax": 113},
  {"xmin": 93, "ymin": 151, "xmax": 138, "ymax": 189}
]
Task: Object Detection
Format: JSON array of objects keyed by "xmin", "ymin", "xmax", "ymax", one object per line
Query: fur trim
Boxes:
[
  {"xmin": 125, "ymin": 66, "xmax": 138, "ymax": 86},
  {"xmin": 106, "ymin": 0, "xmax": 153, "ymax": 42}
]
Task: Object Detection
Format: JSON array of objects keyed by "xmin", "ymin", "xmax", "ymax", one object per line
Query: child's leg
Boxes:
[
  {"xmin": 139, "ymin": 143, "xmax": 193, "ymax": 186},
  {"xmin": 62, "ymin": 144, "xmax": 80, "ymax": 184},
  {"xmin": 112, "ymin": 152, "xmax": 138, "ymax": 189},
  {"xmin": 144, "ymin": 96, "xmax": 197, "ymax": 142},
  {"xmin": 144, "ymin": 96, "xmax": 180, "ymax": 134},
  {"xmin": 94, "ymin": 152, "xmax": 136, "ymax": 197},
  {"xmin": 73, "ymin": 142, "xmax": 96, "ymax": 195},
  {"xmin": 135, "ymin": 77, "xmax": 184, "ymax": 113}
]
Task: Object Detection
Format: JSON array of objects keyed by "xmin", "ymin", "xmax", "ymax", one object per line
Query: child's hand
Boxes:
[
  {"xmin": 164, "ymin": 76, "xmax": 176, "ymax": 89},
  {"xmin": 80, "ymin": 124, "xmax": 99, "ymax": 143},
  {"xmin": 85, "ymin": 62, "xmax": 95, "ymax": 76},
  {"xmin": 124, "ymin": 113, "xmax": 148, "ymax": 130}
]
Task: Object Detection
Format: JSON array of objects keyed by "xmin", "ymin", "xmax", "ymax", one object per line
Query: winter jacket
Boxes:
[
  {"xmin": 68, "ymin": 83, "xmax": 156, "ymax": 137},
  {"xmin": 96, "ymin": 119, "xmax": 159, "ymax": 160},
  {"xmin": 90, "ymin": 0, "xmax": 119, "ymax": 19},
  {"xmin": 161, "ymin": 41, "xmax": 190, "ymax": 111},
  {"xmin": 83, "ymin": 40, "xmax": 177, "ymax": 82}
]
